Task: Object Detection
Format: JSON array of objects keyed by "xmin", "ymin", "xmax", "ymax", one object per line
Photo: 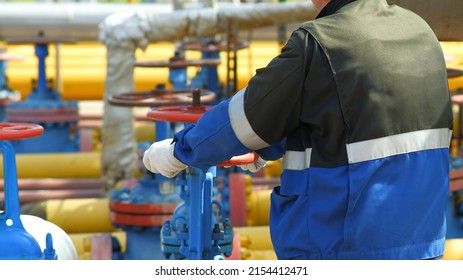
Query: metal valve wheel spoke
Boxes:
[
  {"xmin": 109, "ymin": 88, "xmax": 216, "ymax": 107},
  {"xmin": 135, "ymin": 59, "xmax": 221, "ymax": 69}
]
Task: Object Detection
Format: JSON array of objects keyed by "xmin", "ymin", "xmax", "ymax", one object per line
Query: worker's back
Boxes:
[{"xmin": 272, "ymin": 0, "xmax": 452, "ymax": 259}]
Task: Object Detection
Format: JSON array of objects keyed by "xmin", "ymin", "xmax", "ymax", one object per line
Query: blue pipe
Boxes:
[
  {"xmin": 35, "ymin": 43, "xmax": 49, "ymax": 97},
  {"xmin": 0, "ymin": 140, "xmax": 56, "ymax": 260}
]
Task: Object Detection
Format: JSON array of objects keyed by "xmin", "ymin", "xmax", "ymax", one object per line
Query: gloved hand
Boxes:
[
  {"xmin": 142, "ymin": 138, "xmax": 187, "ymax": 178},
  {"xmin": 237, "ymin": 156, "xmax": 267, "ymax": 173}
]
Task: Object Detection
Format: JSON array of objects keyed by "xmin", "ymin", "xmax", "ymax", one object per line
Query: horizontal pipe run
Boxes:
[
  {"xmin": 251, "ymin": 177, "xmax": 280, "ymax": 186},
  {"xmin": 79, "ymin": 112, "xmax": 150, "ymax": 122},
  {"xmin": 0, "ymin": 178, "xmax": 104, "ymax": 191},
  {"xmin": 0, "ymin": 152, "xmax": 101, "ymax": 179},
  {"xmin": 0, "ymin": 189, "xmax": 105, "ymax": 205}
]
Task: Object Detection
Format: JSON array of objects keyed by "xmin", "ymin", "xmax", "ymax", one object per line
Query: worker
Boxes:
[{"xmin": 143, "ymin": 0, "xmax": 453, "ymax": 259}]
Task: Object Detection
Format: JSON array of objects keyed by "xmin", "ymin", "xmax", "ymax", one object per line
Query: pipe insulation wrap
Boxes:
[
  {"xmin": 0, "ymin": 3, "xmax": 173, "ymax": 40},
  {"xmin": 99, "ymin": 2, "xmax": 318, "ymax": 50},
  {"xmin": 101, "ymin": 46, "xmax": 137, "ymax": 188},
  {"xmin": 99, "ymin": 2, "xmax": 317, "ymax": 187}
]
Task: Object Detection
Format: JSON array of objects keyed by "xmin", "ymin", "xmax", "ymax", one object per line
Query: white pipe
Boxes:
[
  {"xmin": 98, "ymin": 2, "xmax": 318, "ymax": 188},
  {"xmin": 0, "ymin": 3, "xmax": 173, "ymax": 41},
  {"xmin": 99, "ymin": 2, "xmax": 318, "ymax": 49},
  {"xmin": 1, "ymin": 1, "xmax": 462, "ymax": 42},
  {"xmin": 21, "ymin": 214, "xmax": 78, "ymax": 260}
]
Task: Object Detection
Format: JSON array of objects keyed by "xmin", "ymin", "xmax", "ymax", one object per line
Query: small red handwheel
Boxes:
[
  {"xmin": 217, "ymin": 152, "xmax": 259, "ymax": 167},
  {"xmin": 109, "ymin": 88, "xmax": 216, "ymax": 107},
  {"xmin": 0, "ymin": 123, "xmax": 44, "ymax": 140}
]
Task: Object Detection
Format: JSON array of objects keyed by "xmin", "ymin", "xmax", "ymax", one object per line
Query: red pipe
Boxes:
[
  {"xmin": 0, "ymin": 178, "xmax": 105, "ymax": 191},
  {"xmin": 1, "ymin": 189, "xmax": 106, "ymax": 204}
]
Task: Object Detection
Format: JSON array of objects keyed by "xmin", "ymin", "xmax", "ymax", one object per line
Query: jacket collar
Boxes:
[{"xmin": 316, "ymin": 0, "xmax": 357, "ymax": 18}]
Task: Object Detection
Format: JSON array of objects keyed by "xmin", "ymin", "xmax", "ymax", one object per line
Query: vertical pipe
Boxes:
[
  {"xmin": 202, "ymin": 168, "xmax": 214, "ymax": 258},
  {"xmin": 0, "ymin": 60, "xmax": 6, "ymax": 89},
  {"xmin": 187, "ymin": 167, "xmax": 205, "ymax": 259},
  {"xmin": 35, "ymin": 43, "xmax": 49, "ymax": 96},
  {"xmin": 155, "ymin": 121, "xmax": 169, "ymax": 141},
  {"xmin": 0, "ymin": 141, "xmax": 23, "ymax": 228},
  {"xmin": 55, "ymin": 43, "xmax": 62, "ymax": 93},
  {"xmin": 277, "ymin": 0, "xmax": 287, "ymax": 47},
  {"xmin": 202, "ymin": 51, "xmax": 220, "ymax": 99}
]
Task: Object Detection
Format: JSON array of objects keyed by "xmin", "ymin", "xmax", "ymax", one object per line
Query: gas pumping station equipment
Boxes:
[
  {"xmin": 0, "ymin": 50, "xmax": 22, "ymax": 122},
  {"xmin": 179, "ymin": 39, "xmax": 249, "ymax": 102},
  {"xmin": 4, "ymin": 32, "xmax": 79, "ymax": 153},
  {"xmin": 0, "ymin": 122, "xmax": 57, "ymax": 260},
  {"xmin": 135, "ymin": 50, "xmax": 221, "ymax": 97},
  {"xmin": 145, "ymin": 89, "xmax": 258, "ymax": 260},
  {"xmin": 107, "ymin": 88, "xmax": 216, "ymax": 260}
]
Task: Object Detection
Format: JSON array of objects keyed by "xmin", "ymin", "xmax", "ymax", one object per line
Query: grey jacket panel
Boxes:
[{"xmin": 240, "ymin": 0, "xmax": 452, "ymax": 168}]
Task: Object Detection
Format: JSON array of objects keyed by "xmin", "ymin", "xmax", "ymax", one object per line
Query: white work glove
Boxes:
[
  {"xmin": 142, "ymin": 138, "xmax": 187, "ymax": 178},
  {"xmin": 238, "ymin": 156, "xmax": 267, "ymax": 173}
]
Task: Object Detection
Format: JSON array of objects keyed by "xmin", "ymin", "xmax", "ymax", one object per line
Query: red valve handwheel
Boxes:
[
  {"xmin": 147, "ymin": 95, "xmax": 258, "ymax": 166},
  {"xmin": 147, "ymin": 105, "xmax": 213, "ymax": 123},
  {"xmin": 0, "ymin": 123, "xmax": 44, "ymax": 140},
  {"xmin": 216, "ymin": 152, "xmax": 259, "ymax": 167},
  {"xmin": 109, "ymin": 88, "xmax": 216, "ymax": 107},
  {"xmin": 147, "ymin": 106, "xmax": 258, "ymax": 166}
]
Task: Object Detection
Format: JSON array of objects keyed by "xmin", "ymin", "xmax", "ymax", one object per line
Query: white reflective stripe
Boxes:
[
  {"xmin": 228, "ymin": 87, "xmax": 270, "ymax": 150},
  {"xmin": 282, "ymin": 128, "xmax": 451, "ymax": 170},
  {"xmin": 283, "ymin": 148, "xmax": 312, "ymax": 170},
  {"xmin": 346, "ymin": 128, "xmax": 452, "ymax": 164}
]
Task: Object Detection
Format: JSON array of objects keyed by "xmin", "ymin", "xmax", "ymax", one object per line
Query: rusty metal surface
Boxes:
[{"xmin": 108, "ymin": 88, "xmax": 216, "ymax": 107}]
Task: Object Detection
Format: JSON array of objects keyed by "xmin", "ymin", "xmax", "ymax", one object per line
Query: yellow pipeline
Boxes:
[
  {"xmin": 442, "ymin": 239, "xmax": 463, "ymax": 260},
  {"xmin": 0, "ymin": 152, "xmax": 101, "ymax": 179},
  {"xmin": 442, "ymin": 41, "xmax": 463, "ymax": 92},
  {"xmin": 234, "ymin": 226, "xmax": 274, "ymax": 251},
  {"xmin": 135, "ymin": 121, "xmax": 155, "ymax": 143},
  {"xmin": 4, "ymin": 41, "xmax": 462, "ymax": 102},
  {"xmin": 234, "ymin": 226, "xmax": 277, "ymax": 259},
  {"xmin": 242, "ymin": 160, "xmax": 283, "ymax": 226},
  {"xmin": 68, "ymin": 226, "xmax": 275, "ymax": 260},
  {"xmin": 68, "ymin": 228, "xmax": 463, "ymax": 260},
  {"xmin": 246, "ymin": 187, "xmax": 272, "ymax": 226},
  {"xmin": 0, "ymin": 149, "xmax": 149, "ymax": 180},
  {"xmin": 4, "ymin": 41, "xmax": 281, "ymax": 101},
  {"xmin": 45, "ymin": 198, "xmax": 116, "ymax": 234}
]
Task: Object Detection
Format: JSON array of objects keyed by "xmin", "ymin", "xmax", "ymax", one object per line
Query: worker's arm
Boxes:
[{"xmin": 172, "ymin": 30, "xmax": 308, "ymax": 170}]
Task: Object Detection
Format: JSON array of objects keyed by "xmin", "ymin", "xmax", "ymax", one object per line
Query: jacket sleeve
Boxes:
[{"xmin": 173, "ymin": 30, "xmax": 308, "ymax": 170}]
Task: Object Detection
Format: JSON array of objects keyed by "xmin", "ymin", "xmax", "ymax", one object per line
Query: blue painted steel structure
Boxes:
[
  {"xmin": 5, "ymin": 33, "xmax": 79, "ymax": 153},
  {"xmin": 160, "ymin": 166, "xmax": 234, "ymax": 260},
  {"xmin": 107, "ymin": 49, "xmax": 223, "ymax": 259},
  {"xmin": 0, "ymin": 57, "xmax": 20, "ymax": 121},
  {"xmin": 109, "ymin": 141, "xmax": 183, "ymax": 260},
  {"xmin": 0, "ymin": 125, "xmax": 57, "ymax": 260}
]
